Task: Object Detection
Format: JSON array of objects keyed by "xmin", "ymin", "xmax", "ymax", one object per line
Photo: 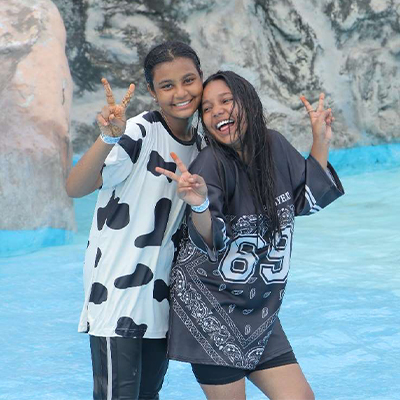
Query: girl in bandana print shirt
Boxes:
[{"xmin": 156, "ymin": 71, "xmax": 344, "ymax": 400}]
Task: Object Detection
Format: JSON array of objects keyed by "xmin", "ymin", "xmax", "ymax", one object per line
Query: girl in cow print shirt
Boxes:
[
  {"xmin": 156, "ymin": 71, "xmax": 344, "ymax": 399},
  {"xmin": 66, "ymin": 41, "xmax": 204, "ymax": 400}
]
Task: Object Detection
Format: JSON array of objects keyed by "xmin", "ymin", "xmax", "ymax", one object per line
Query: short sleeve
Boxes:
[
  {"xmin": 271, "ymin": 130, "xmax": 344, "ymax": 216},
  {"xmin": 101, "ymin": 118, "xmax": 146, "ymax": 189}
]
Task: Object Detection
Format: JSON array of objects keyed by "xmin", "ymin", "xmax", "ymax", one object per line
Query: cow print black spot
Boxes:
[
  {"xmin": 142, "ymin": 111, "xmax": 159, "ymax": 124},
  {"xmin": 114, "ymin": 264, "xmax": 154, "ymax": 289},
  {"xmin": 118, "ymin": 135, "xmax": 142, "ymax": 164},
  {"xmin": 94, "ymin": 248, "xmax": 102, "ymax": 268},
  {"xmin": 153, "ymin": 279, "xmax": 169, "ymax": 303},
  {"xmin": 147, "ymin": 151, "xmax": 176, "ymax": 182},
  {"xmin": 137, "ymin": 123, "xmax": 146, "ymax": 137},
  {"xmin": 89, "ymin": 282, "xmax": 108, "ymax": 304},
  {"xmin": 115, "ymin": 317, "xmax": 148, "ymax": 338},
  {"xmin": 97, "ymin": 190, "xmax": 130, "ymax": 231},
  {"xmin": 135, "ymin": 198, "xmax": 171, "ymax": 248}
]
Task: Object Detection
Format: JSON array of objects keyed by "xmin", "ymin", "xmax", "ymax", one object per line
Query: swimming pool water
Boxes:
[{"xmin": 1, "ymin": 145, "xmax": 399, "ymax": 400}]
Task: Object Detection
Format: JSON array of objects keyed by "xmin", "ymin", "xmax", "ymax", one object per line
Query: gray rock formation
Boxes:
[
  {"xmin": 0, "ymin": 0, "xmax": 75, "ymax": 231},
  {"xmin": 52, "ymin": 0, "xmax": 399, "ymax": 154}
]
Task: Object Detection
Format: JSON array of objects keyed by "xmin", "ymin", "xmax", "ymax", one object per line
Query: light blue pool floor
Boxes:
[{"xmin": 1, "ymin": 164, "xmax": 399, "ymax": 399}]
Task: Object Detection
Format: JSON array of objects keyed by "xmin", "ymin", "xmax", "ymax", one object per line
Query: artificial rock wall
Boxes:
[
  {"xmin": 0, "ymin": 0, "xmax": 74, "ymax": 231},
  {"xmin": 54, "ymin": 0, "xmax": 400, "ymax": 153}
]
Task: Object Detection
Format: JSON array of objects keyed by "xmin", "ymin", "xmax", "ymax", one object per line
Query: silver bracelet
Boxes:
[
  {"xmin": 191, "ymin": 197, "xmax": 209, "ymax": 213},
  {"xmin": 100, "ymin": 132, "xmax": 121, "ymax": 145}
]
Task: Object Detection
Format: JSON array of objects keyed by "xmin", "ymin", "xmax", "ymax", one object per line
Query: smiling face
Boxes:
[
  {"xmin": 201, "ymin": 79, "xmax": 247, "ymax": 149},
  {"xmin": 149, "ymin": 57, "xmax": 203, "ymax": 131}
]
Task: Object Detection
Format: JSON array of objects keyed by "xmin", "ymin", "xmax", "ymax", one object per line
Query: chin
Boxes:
[{"xmin": 174, "ymin": 108, "xmax": 197, "ymax": 119}]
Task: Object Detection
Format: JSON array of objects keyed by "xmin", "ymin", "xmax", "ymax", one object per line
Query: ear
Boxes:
[{"xmin": 147, "ymin": 84, "xmax": 157, "ymax": 102}]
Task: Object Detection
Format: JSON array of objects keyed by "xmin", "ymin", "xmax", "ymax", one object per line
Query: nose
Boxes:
[
  {"xmin": 175, "ymin": 84, "xmax": 187, "ymax": 99},
  {"xmin": 212, "ymin": 106, "xmax": 224, "ymax": 118}
]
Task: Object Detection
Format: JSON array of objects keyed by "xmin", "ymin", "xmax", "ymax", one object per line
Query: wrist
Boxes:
[
  {"xmin": 312, "ymin": 134, "xmax": 331, "ymax": 146},
  {"xmin": 100, "ymin": 131, "xmax": 121, "ymax": 145},
  {"xmin": 191, "ymin": 197, "xmax": 209, "ymax": 213}
]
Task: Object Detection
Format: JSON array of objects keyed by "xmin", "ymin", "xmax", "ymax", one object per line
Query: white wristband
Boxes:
[
  {"xmin": 100, "ymin": 132, "xmax": 121, "ymax": 145},
  {"xmin": 191, "ymin": 197, "xmax": 209, "ymax": 213}
]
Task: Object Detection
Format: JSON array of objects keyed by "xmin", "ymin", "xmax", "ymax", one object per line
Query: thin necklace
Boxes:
[{"xmin": 160, "ymin": 109, "xmax": 193, "ymax": 140}]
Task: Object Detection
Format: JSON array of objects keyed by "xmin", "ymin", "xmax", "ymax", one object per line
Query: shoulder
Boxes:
[
  {"xmin": 267, "ymin": 129, "xmax": 287, "ymax": 145},
  {"xmin": 189, "ymin": 146, "xmax": 221, "ymax": 171},
  {"xmin": 125, "ymin": 111, "xmax": 164, "ymax": 138},
  {"xmin": 189, "ymin": 145, "xmax": 236, "ymax": 183},
  {"xmin": 267, "ymin": 128, "xmax": 297, "ymax": 155}
]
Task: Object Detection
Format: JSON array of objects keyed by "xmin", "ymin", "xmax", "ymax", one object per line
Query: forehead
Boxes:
[
  {"xmin": 152, "ymin": 57, "xmax": 200, "ymax": 82},
  {"xmin": 203, "ymin": 79, "xmax": 231, "ymax": 101}
]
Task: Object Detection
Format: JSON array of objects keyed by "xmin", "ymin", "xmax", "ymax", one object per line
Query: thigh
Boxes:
[
  {"xmin": 200, "ymin": 378, "xmax": 246, "ymax": 400},
  {"xmin": 191, "ymin": 363, "xmax": 246, "ymax": 386},
  {"xmin": 139, "ymin": 339, "xmax": 169, "ymax": 400},
  {"xmin": 90, "ymin": 335, "xmax": 143, "ymax": 400},
  {"xmin": 248, "ymin": 362, "xmax": 314, "ymax": 400},
  {"xmin": 191, "ymin": 363, "xmax": 246, "ymax": 400}
]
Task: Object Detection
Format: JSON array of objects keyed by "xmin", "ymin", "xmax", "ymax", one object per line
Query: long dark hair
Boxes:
[
  {"xmin": 144, "ymin": 41, "xmax": 202, "ymax": 90},
  {"xmin": 199, "ymin": 71, "xmax": 280, "ymax": 244}
]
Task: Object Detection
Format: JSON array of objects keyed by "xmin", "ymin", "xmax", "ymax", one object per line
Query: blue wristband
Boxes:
[
  {"xmin": 100, "ymin": 132, "xmax": 121, "ymax": 145},
  {"xmin": 191, "ymin": 197, "xmax": 209, "ymax": 213}
]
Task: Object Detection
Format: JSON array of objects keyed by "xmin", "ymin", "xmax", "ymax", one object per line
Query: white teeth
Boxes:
[
  {"xmin": 175, "ymin": 100, "xmax": 190, "ymax": 107},
  {"xmin": 216, "ymin": 119, "xmax": 234, "ymax": 130}
]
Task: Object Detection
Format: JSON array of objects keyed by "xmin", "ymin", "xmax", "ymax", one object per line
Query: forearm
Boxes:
[
  {"xmin": 310, "ymin": 138, "xmax": 329, "ymax": 170},
  {"xmin": 66, "ymin": 137, "xmax": 114, "ymax": 198},
  {"xmin": 191, "ymin": 209, "xmax": 213, "ymax": 248}
]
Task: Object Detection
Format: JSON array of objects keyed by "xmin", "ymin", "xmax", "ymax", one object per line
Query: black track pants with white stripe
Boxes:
[{"xmin": 90, "ymin": 336, "xmax": 169, "ymax": 400}]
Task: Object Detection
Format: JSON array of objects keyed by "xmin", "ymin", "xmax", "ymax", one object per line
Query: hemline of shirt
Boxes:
[
  {"xmin": 79, "ymin": 329, "xmax": 168, "ymax": 339},
  {"xmin": 167, "ymin": 345, "xmax": 293, "ymax": 370}
]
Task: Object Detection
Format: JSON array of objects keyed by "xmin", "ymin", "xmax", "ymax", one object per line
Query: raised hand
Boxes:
[
  {"xmin": 300, "ymin": 93, "xmax": 334, "ymax": 145},
  {"xmin": 155, "ymin": 152, "xmax": 208, "ymax": 206},
  {"xmin": 97, "ymin": 78, "xmax": 135, "ymax": 137}
]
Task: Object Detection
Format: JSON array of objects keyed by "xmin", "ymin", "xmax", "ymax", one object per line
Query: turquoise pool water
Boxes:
[{"xmin": 1, "ymin": 144, "xmax": 399, "ymax": 399}]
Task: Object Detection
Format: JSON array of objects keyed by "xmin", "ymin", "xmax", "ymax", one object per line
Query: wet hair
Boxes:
[
  {"xmin": 144, "ymin": 41, "xmax": 202, "ymax": 90},
  {"xmin": 199, "ymin": 71, "xmax": 280, "ymax": 245}
]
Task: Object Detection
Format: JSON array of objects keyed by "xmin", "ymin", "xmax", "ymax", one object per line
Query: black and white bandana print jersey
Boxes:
[
  {"xmin": 168, "ymin": 130, "xmax": 344, "ymax": 369},
  {"xmin": 79, "ymin": 111, "xmax": 202, "ymax": 339}
]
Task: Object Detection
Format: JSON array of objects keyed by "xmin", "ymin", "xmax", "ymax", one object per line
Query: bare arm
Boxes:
[
  {"xmin": 65, "ymin": 138, "xmax": 113, "ymax": 197},
  {"xmin": 66, "ymin": 78, "xmax": 135, "ymax": 198},
  {"xmin": 191, "ymin": 209, "xmax": 212, "ymax": 248},
  {"xmin": 300, "ymin": 93, "xmax": 334, "ymax": 170}
]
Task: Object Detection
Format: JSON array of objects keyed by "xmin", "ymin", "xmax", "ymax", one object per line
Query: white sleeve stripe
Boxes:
[
  {"xmin": 305, "ymin": 191, "xmax": 315, "ymax": 210},
  {"xmin": 304, "ymin": 186, "xmax": 323, "ymax": 214},
  {"xmin": 305, "ymin": 185, "xmax": 317, "ymax": 205}
]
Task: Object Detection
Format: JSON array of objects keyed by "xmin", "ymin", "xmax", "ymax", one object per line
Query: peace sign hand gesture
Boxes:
[
  {"xmin": 155, "ymin": 152, "xmax": 208, "ymax": 207},
  {"xmin": 97, "ymin": 78, "xmax": 135, "ymax": 137},
  {"xmin": 300, "ymin": 93, "xmax": 334, "ymax": 145}
]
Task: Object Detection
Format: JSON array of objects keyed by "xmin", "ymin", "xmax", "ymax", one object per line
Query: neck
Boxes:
[{"xmin": 161, "ymin": 110, "xmax": 193, "ymax": 140}]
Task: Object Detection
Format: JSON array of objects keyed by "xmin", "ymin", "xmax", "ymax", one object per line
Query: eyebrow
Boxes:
[
  {"xmin": 157, "ymin": 73, "xmax": 197, "ymax": 86},
  {"xmin": 202, "ymin": 92, "xmax": 232, "ymax": 105}
]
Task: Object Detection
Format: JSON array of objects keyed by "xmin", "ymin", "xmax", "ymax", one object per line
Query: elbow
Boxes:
[{"xmin": 65, "ymin": 178, "xmax": 82, "ymax": 198}]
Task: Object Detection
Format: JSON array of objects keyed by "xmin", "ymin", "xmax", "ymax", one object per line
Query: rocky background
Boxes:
[
  {"xmin": 54, "ymin": 0, "xmax": 400, "ymax": 153},
  {"xmin": 1, "ymin": 0, "xmax": 399, "ymax": 233},
  {"xmin": 1, "ymin": 0, "xmax": 74, "ymax": 232}
]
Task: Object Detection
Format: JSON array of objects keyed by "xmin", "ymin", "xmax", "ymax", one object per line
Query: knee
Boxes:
[{"xmin": 299, "ymin": 385, "xmax": 315, "ymax": 400}]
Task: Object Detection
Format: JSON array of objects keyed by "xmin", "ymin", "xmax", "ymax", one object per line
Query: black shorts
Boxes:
[
  {"xmin": 90, "ymin": 336, "xmax": 168, "ymax": 400},
  {"xmin": 191, "ymin": 350, "xmax": 297, "ymax": 385}
]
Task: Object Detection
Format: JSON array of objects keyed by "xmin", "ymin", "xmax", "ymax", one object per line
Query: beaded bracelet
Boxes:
[
  {"xmin": 100, "ymin": 132, "xmax": 121, "ymax": 145},
  {"xmin": 191, "ymin": 197, "xmax": 209, "ymax": 213}
]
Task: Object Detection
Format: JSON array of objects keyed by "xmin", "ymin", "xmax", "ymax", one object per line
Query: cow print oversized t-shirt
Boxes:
[{"xmin": 78, "ymin": 111, "xmax": 201, "ymax": 338}]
